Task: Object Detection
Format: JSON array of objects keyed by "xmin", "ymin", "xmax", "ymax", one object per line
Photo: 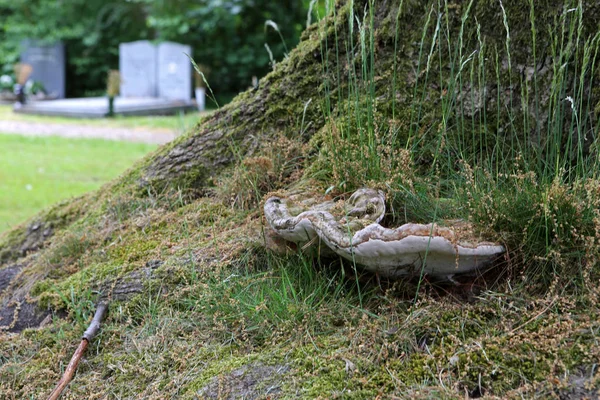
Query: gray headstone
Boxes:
[
  {"xmin": 119, "ymin": 41, "xmax": 157, "ymax": 97},
  {"xmin": 20, "ymin": 40, "xmax": 66, "ymax": 99},
  {"xmin": 157, "ymin": 42, "xmax": 192, "ymax": 102}
]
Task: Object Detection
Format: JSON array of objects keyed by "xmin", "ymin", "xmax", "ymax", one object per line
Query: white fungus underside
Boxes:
[{"xmin": 264, "ymin": 189, "xmax": 505, "ymax": 278}]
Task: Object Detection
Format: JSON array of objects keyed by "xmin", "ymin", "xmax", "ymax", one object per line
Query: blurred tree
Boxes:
[
  {"xmin": 0, "ymin": 0, "xmax": 150, "ymax": 97},
  {"xmin": 142, "ymin": 0, "xmax": 307, "ymax": 96},
  {"xmin": 0, "ymin": 0, "xmax": 309, "ymax": 100},
  {"xmin": 0, "ymin": 3, "xmax": 20, "ymax": 75}
]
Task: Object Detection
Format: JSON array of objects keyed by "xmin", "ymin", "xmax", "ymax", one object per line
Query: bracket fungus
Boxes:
[{"xmin": 264, "ymin": 188, "xmax": 505, "ymax": 278}]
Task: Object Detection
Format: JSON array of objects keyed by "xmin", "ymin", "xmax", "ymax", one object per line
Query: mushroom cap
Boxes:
[{"xmin": 264, "ymin": 189, "xmax": 505, "ymax": 278}]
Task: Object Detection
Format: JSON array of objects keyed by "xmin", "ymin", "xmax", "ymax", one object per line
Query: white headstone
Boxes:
[
  {"xmin": 119, "ymin": 41, "xmax": 157, "ymax": 97},
  {"xmin": 20, "ymin": 40, "xmax": 66, "ymax": 98},
  {"xmin": 157, "ymin": 42, "xmax": 192, "ymax": 102}
]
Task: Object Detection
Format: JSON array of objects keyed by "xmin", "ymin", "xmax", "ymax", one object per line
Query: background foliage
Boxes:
[{"xmin": 0, "ymin": 0, "xmax": 310, "ymax": 99}]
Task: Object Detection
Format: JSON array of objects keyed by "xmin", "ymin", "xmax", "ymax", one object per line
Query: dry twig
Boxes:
[{"xmin": 47, "ymin": 302, "xmax": 108, "ymax": 400}]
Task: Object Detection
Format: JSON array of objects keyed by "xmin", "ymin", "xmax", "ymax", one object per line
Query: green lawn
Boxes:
[
  {"xmin": 0, "ymin": 133, "xmax": 156, "ymax": 232},
  {"xmin": 0, "ymin": 105, "xmax": 207, "ymax": 133}
]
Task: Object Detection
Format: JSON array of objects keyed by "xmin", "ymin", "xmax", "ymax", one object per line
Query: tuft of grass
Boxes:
[
  {"xmin": 52, "ymin": 285, "xmax": 96, "ymax": 328},
  {"xmin": 173, "ymin": 250, "xmax": 364, "ymax": 346},
  {"xmin": 214, "ymin": 134, "xmax": 306, "ymax": 210}
]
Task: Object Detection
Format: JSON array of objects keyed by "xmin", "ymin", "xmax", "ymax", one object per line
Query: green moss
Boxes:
[
  {"xmin": 182, "ymin": 348, "xmax": 259, "ymax": 393},
  {"xmin": 108, "ymin": 239, "xmax": 161, "ymax": 264},
  {"xmin": 148, "ymin": 163, "xmax": 210, "ymax": 195},
  {"xmin": 0, "ymin": 195, "xmax": 87, "ymax": 265},
  {"xmin": 0, "ymin": 226, "xmax": 27, "ymax": 264}
]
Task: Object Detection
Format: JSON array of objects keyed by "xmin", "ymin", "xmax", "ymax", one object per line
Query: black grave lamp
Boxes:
[{"xmin": 13, "ymin": 83, "xmax": 26, "ymax": 105}]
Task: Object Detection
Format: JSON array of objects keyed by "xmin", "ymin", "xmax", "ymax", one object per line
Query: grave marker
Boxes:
[
  {"xmin": 157, "ymin": 42, "xmax": 192, "ymax": 102},
  {"xmin": 20, "ymin": 40, "xmax": 65, "ymax": 99},
  {"xmin": 119, "ymin": 41, "xmax": 157, "ymax": 97}
]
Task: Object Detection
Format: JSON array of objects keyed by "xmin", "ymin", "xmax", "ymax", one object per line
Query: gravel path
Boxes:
[{"xmin": 0, "ymin": 120, "xmax": 176, "ymax": 144}]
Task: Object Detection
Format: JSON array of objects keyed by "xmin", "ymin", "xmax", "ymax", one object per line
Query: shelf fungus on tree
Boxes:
[{"xmin": 264, "ymin": 188, "xmax": 505, "ymax": 278}]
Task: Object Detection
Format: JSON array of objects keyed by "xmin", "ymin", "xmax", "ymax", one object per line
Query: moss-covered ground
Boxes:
[
  {"xmin": 1, "ymin": 187, "xmax": 598, "ymax": 398},
  {"xmin": 0, "ymin": 182, "xmax": 597, "ymax": 398}
]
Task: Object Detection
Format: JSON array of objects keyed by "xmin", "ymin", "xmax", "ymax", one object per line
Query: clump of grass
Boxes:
[
  {"xmin": 311, "ymin": 112, "xmax": 415, "ymax": 194},
  {"xmin": 215, "ymin": 134, "xmax": 306, "ymax": 209},
  {"xmin": 216, "ymin": 156, "xmax": 275, "ymax": 210},
  {"xmin": 52, "ymin": 285, "xmax": 96, "ymax": 328},
  {"xmin": 173, "ymin": 250, "xmax": 362, "ymax": 346}
]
